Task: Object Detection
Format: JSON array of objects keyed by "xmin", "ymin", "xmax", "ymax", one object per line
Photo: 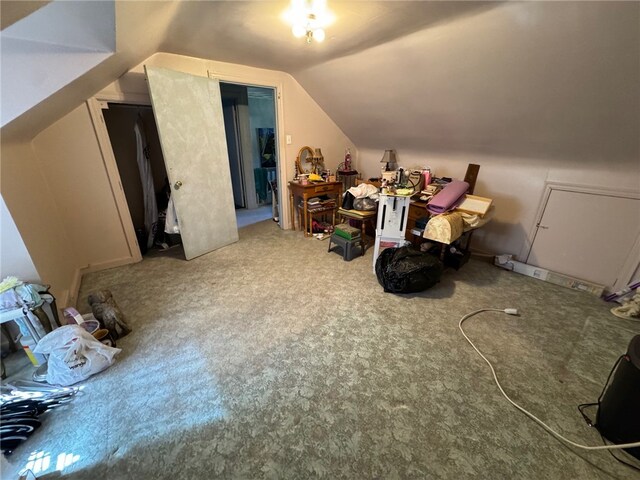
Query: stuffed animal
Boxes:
[{"xmin": 87, "ymin": 290, "xmax": 131, "ymax": 340}]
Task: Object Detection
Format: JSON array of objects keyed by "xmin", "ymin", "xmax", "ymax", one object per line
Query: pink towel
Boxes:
[{"xmin": 427, "ymin": 180, "xmax": 469, "ymax": 215}]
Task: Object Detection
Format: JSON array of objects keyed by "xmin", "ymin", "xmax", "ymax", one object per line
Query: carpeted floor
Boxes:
[{"xmin": 3, "ymin": 220, "xmax": 639, "ymax": 479}]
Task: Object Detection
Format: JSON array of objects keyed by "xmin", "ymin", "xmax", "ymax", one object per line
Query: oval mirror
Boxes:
[{"xmin": 296, "ymin": 146, "xmax": 314, "ymax": 175}]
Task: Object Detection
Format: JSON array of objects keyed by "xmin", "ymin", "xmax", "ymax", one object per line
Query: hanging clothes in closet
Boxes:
[{"xmin": 134, "ymin": 115, "xmax": 158, "ymax": 249}]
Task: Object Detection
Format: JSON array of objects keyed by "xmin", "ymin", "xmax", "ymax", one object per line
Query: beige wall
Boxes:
[
  {"xmin": 0, "ymin": 141, "xmax": 77, "ymax": 304},
  {"xmin": 101, "ymin": 52, "xmax": 357, "ymax": 229},
  {"xmin": 32, "ymin": 103, "xmax": 133, "ymax": 270},
  {"xmin": 1, "ymin": 53, "xmax": 355, "ymax": 303},
  {"xmin": 1, "ymin": 104, "xmax": 137, "ymax": 307}
]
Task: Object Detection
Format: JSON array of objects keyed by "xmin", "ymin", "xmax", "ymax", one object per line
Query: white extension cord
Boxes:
[{"xmin": 458, "ymin": 308, "xmax": 640, "ymax": 451}]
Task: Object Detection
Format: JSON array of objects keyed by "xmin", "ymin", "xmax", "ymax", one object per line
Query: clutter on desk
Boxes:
[
  {"xmin": 304, "ymin": 196, "xmax": 337, "ymax": 213},
  {"xmin": 292, "ymin": 145, "xmax": 326, "ymax": 178},
  {"xmin": 353, "ymin": 197, "xmax": 377, "ymax": 211},
  {"xmin": 455, "ymin": 194, "xmax": 492, "ymax": 217},
  {"xmin": 1, "ymin": 381, "xmax": 79, "ymax": 455},
  {"xmin": 424, "ymin": 211, "xmax": 464, "ymax": 244},
  {"xmin": 427, "ymin": 180, "xmax": 470, "ymax": 215}
]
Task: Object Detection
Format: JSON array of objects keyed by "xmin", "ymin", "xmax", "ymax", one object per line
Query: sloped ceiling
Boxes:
[
  {"xmin": 296, "ymin": 1, "xmax": 640, "ymax": 163},
  {"xmin": 0, "ymin": 1, "xmax": 495, "ymax": 140},
  {"xmin": 2, "ymin": 0, "xmax": 638, "ymax": 166}
]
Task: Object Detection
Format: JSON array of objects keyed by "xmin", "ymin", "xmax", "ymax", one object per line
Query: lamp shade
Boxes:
[
  {"xmin": 380, "ymin": 149, "xmax": 396, "ymax": 163},
  {"xmin": 380, "ymin": 149, "xmax": 398, "ymax": 170}
]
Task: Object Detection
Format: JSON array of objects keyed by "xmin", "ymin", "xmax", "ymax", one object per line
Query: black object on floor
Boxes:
[
  {"xmin": 376, "ymin": 246, "xmax": 443, "ymax": 293},
  {"xmin": 596, "ymin": 335, "xmax": 640, "ymax": 461}
]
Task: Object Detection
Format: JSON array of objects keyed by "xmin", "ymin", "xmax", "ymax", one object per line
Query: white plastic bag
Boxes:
[{"xmin": 33, "ymin": 325, "xmax": 122, "ymax": 386}]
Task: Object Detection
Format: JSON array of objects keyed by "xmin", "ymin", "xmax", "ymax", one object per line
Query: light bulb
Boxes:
[
  {"xmin": 313, "ymin": 28, "xmax": 325, "ymax": 42},
  {"xmin": 292, "ymin": 24, "xmax": 306, "ymax": 38}
]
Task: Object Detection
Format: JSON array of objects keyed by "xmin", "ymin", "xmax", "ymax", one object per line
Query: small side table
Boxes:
[{"xmin": 337, "ymin": 208, "xmax": 377, "ymax": 249}]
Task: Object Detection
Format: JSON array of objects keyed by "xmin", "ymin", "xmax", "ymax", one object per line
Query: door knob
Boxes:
[{"xmin": 174, "ymin": 181, "xmax": 183, "ymax": 190}]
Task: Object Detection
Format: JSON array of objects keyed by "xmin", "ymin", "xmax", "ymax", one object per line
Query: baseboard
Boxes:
[
  {"xmin": 66, "ymin": 256, "xmax": 139, "ymax": 308},
  {"xmin": 81, "ymin": 256, "xmax": 138, "ymax": 275},
  {"xmin": 494, "ymin": 256, "xmax": 605, "ymax": 297}
]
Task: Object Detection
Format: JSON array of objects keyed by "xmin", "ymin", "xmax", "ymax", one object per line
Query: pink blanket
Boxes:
[{"xmin": 427, "ymin": 180, "xmax": 469, "ymax": 215}]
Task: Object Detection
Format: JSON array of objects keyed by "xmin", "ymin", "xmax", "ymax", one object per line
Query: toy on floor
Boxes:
[{"xmin": 87, "ymin": 290, "xmax": 132, "ymax": 339}]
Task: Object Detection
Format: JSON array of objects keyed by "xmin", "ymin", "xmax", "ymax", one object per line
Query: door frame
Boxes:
[
  {"xmin": 220, "ymin": 83, "xmax": 258, "ymax": 210},
  {"xmin": 90, "ymin": 72, "xmax": 286, "ymax": 245},
  {"xmin": 86, "ymin": 95, "xmax": 146, "ymax": 264},
  {"xmin": 520, "ymin": 181, "xmax": 640, "ymax": 292},
  {"xmin": 208, "ymin": 71, "xmax": 285, "ymax": 229}
]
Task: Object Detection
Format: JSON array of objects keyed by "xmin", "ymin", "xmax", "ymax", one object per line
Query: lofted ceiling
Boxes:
[
  {"xmin": 1, "ymin": 0, "xmax": 638, "ymax": 166},
  {"xmin": 0, "ymin": 0, "xmax": 495, "ymax": 140},
  {"xmin": 159, "ymin": 1, "xmax": 495, "ymax": 74}
]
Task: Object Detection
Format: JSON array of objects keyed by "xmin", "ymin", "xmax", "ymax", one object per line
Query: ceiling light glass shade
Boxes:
[
  {"xmin": 292, "ymin": 24, "xmax": 306, "ymax": 38},
  {"xmin": 312, "ymin": 0, "xmax": 327, "ymax": 11},
  {"xmin": 284, "ymin": 0, "xmax": 333, "ymax": 43}
]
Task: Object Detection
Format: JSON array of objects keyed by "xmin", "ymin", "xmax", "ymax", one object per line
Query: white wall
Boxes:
[
  {"xmin": 0, "ymin": 195, "xmax": 40, "ymax": 282},
  {"xmin": 0, "ymin": 0, "xmax": 115, "ymax": 126}
]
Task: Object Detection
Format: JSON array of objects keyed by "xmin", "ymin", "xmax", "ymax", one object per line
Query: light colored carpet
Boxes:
[
  {"xmin": 236, "ymin": 205, "xmax": 274, "ymax": 228},
  {"xmin": 3, "ymin": 220, "xmax": 638, "ymax": 479}
]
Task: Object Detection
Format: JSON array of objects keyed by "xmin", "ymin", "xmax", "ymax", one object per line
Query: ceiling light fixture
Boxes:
[{"xmin": 283, "ymin": 0, "xmax": 334, "ymax": 44}]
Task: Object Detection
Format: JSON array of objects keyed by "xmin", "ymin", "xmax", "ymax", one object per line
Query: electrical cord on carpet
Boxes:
[{"xmin": 458, "ymin": 308, "xmax": 640, "ymax": 453}]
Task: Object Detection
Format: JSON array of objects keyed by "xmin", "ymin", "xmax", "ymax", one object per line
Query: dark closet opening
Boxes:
[{"xmin": 102, "ymin": 103, "xmax": 182, "ymax": 257}]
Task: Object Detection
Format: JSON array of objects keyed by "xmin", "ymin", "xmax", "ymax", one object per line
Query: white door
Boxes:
[
  {"xmin": 527, "ymin": 188, "xmax": 640, "ymax": 288},
  {"xmin": 145, "ymin": 66, "xmax": 238, "ymax": 260}
]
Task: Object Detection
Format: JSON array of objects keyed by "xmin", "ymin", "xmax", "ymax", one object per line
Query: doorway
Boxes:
[
  {"xmin": 101, "ymin": 102, "xmax": 183, "ymax": 257},
  {"xmin": 220, "ymin": 83, "xmax": 279, "ymax": 228},
  {"xmin": 525, "ymin": 183, "xmax": 640, "ymax": 291}
]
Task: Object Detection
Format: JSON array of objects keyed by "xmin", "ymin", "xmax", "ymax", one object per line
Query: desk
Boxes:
[
  {"xmin": 406, "ymin": 200, "xmax": 429, "ymax": 243},
  {"xmin": 288, "ymin": 181, "xmax": 342, "ymax": 236}
]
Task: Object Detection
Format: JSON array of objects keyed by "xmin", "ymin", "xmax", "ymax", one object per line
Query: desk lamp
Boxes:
[
  {"xmin": 381, "ymin": 149, "xmax": 398, "ymax": 183},
  {"xmin": 380, "ymin": 149, "xmax": 397, "ymax": 172},
  {"xmin": 312, "ymin": 148, "xmax": 324, "ymax": 174}
]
